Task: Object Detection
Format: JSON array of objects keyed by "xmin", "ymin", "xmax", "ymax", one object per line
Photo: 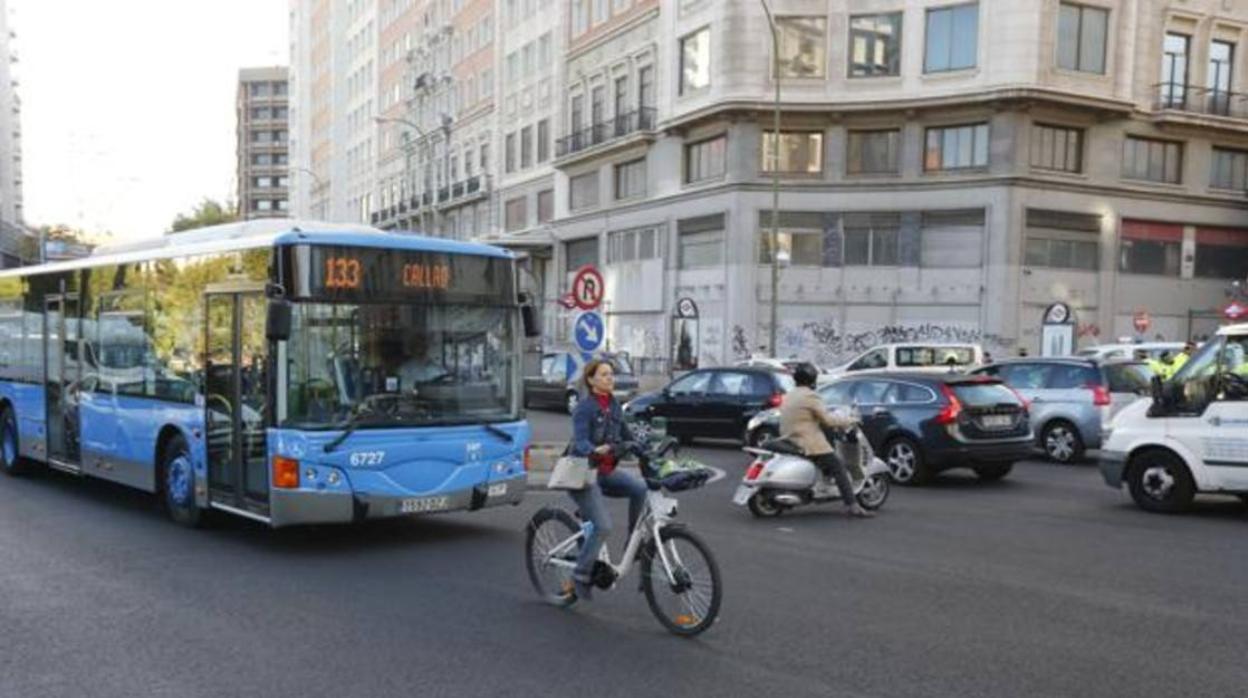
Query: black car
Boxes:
[
  {"xmin": 523, "ymin": 351, "xmax": 639, "ymax": 414},
  {"xmin": 749, "ymin": 372, "xmax": 1032, "ymax": 484},
  {"xmin": 623, "ymin": 367, "xmax": 795, "ymax": 445}
]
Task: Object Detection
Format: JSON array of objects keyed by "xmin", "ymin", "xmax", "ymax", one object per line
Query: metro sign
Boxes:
[{"xmin": 1224, "ymin": 300, "xmax": 1248, "ymax": 322}]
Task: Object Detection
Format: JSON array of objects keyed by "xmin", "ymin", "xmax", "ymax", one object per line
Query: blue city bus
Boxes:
[{"xmin": 0, "ymin": 221, "xmax": 533, "ymax": 527}]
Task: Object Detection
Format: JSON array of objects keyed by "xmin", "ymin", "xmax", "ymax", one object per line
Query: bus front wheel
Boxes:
[
  {"xmin": 0, "ymin": 406, "xmax": 31, "ymax": 476},
  {"xmin": 161, "ymin": 434, "xmax": 204, "ymax": 527}
]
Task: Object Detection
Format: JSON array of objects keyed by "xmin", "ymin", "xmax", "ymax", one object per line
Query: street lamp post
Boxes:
[
  {"xmin": 292, "ymin": 166, "xmax": 326, "ymax": 220},
  {"xmin": 374, "ymin": 115, "xmax": 431, "ymax": 232},
  {"xmin": 760, "ymin": 0, "xmax": 782, "ymax": 358}
]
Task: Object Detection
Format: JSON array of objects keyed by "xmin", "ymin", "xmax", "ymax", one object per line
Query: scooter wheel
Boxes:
[{"xmin": 747, "ymin": 492, "xmax": 784, "ymax": 518}]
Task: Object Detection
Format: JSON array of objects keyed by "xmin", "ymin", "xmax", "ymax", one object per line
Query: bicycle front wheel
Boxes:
[
  {"xmin": 641, "ymin": 526, "xmax": 722, "ymax": 636},
  {"xmin": 525, "ymin": 507, "xmax": 581, "ymax": 607}
]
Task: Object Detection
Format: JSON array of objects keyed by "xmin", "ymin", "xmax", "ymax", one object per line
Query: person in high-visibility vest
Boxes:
[
  {"xmin": 1168, "ymin": 342, "xmax": 1196, "ymax": 378},
  {"xmin": 1137, "ymin": 350, "xmax": 1167, "ymax": 379}
]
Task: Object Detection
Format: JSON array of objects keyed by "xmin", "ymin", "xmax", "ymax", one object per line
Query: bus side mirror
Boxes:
[
  {"xmin": 519, "ymin": 293, "xmax": 540, "ymax": 339},
  {"xmin": 266, "ymin": 300, "xmax": 292, "ymax": 341}
]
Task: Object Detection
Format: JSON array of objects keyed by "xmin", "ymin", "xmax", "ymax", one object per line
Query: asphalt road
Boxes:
[{"xmin": 2, "ymin": 408, "xmax": 1247, "ymax": 698}]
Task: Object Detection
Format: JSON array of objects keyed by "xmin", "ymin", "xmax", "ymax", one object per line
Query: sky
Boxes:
[{"xmin": 12, "ymin": 0, "xmax": 289, "ymax": 244}]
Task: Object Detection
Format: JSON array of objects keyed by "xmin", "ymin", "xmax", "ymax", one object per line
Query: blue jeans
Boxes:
[{"xmin": 567, "ymin": 468, "xmax": 649, "ymax": 580}]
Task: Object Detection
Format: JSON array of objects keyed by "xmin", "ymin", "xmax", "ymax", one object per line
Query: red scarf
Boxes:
[{"xmin": 593, "ymin": 393, "xmax": 617, "ymax": 476}]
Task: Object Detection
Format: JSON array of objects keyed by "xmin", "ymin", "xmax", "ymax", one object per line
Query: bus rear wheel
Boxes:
[
  {"xmin": 0, "ymin": 406, "xmax": 31, "ymax": 476},
  {"xmin": 160, "ymin": 434, "xmax": 204, "ymax": 527}
]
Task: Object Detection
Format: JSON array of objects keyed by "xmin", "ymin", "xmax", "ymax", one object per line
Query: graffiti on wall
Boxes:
[{"xmin": 731, "ymin": 321, "xmax": 1016, "ymax": 366}]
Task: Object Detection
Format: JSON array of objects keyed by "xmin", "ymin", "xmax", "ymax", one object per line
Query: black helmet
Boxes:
[{"xmin": 792, "ymin": 362, "xmax": 819, "ymax": 388}]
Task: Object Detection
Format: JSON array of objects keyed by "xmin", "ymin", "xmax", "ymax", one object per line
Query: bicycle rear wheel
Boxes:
[
  {"xmin": 525, "ymin": 507, "xmax": 582, "ymax": 607},
  {"xmin": 641, "ymin": 526, "xmax": 722, "ymax": 636}
]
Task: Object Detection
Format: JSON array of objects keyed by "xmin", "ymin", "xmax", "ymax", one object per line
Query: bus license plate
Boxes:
[
  {"xmin": 400, "ymin": 496, "xmax": 449, "ymax": 514},
  {"xmin": 981, "ymin": 415, "xmax": 1012, "ymax": 429}
]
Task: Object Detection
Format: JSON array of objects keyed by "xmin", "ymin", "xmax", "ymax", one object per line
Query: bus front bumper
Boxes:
[{"xmin": 268, "ymin": 473, "xmax": 527, "ymax": 527}]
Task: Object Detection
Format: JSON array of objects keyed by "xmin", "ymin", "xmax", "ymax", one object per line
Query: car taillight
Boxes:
[
  {"xmin": 523, "ymin": 446, "xmax": 532, "ymax": 472},
  {"xmin": 1007, "ymin": 386, "xmax": 1030, "ymax": 410},
  {"xmin": 935, "ymin": 384, "xmax": 963, "ymax": 425},
  {"xmin": 272, "ymin": 456, "xmax": 300, "ymax": 489},
  {"xmin": 1087, "ymin": 383, "xmax": 1111, "ymax": 407},
  {"xmin": 745, "ymin": 461, "xmax": 765, "ymax": 481},
  {"xmin": 767, "ymin": 393, "xmax": 783, "ymax": 408}
]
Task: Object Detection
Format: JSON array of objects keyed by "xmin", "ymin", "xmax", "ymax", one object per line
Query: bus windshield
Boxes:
[{"xmin": 283, "ymin": 301, "xmax": 517, "ymax": 429}]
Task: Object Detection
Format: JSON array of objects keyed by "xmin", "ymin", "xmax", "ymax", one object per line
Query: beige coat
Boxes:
[{"xmin": 778, "ymin": 386, "xmax": 855, "ymax": 456}]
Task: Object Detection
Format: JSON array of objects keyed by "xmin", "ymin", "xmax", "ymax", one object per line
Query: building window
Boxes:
[
  {"xmin": 759, "ymin": 230, "xmax": 823, "ymax": 266},
  {"xmin": 615, "ymin": 158, "xmax": 646, "ymax": 200},
  {"xmin": 608, "ymin": 227, "xmax": 661, "ymax": 264},
  {"xmin": 847, "ymin": 129, "xmax": 900, "ymax": 174},
  {"xmin": 1122, "ymin": 136, "xmax": 1182, "ymax": 184},
  {"xmin": 537, "ymin": 189, "xmax": 554, "ymax": 223},
  {"xmin": 521, "ymin": 126, "xmax": 533, "ymax": 169},
  {"xmin": 775, "ymin": 17, "xmax": 827, "ymax": 78},
  {"xmin": 924, "ymin": 123, "xmax": 989, "ymax": 171},
  {"xmin": 565, "ymin": 236, "xmax": 599, "ymax": 271},
  {"xmin": 761, "ymin": 131, "xmax": 824, "ymax": 174},
  {"xmin": 1211, "ymin": 147, "xmax": 1248, "ymax": 191},
  {"xmin": 1208, "ymin": 40, "xmax": 1235, "ymax": 115},
  {"xmin": 843, "ymin": 213, "xmax": 899, "ymax": 266},
  {"xmin": 537, "ymin": 119, "xmax": 550, "ymax": 163},
  {"xmin": 1024, "ymin": 209, "xmax": 1101, "ymax": 271},
  {"xmin": 849, "ymin": 13, "xmax": 902, "ymax": 77},
  {"xmin": 569, "ymin": 171, "xmax": 600, "ymax": 211},
  {"xmin": 1030, "ymin": 124, "xmax": 1083, "ymax": 173},
  {"xmin": 1194, "ymin": 227, "xmax": 1248, "ymax": 279},
  {"xmin": 680, "ymin": 27, "xmax": 711, "ymax": 95},
  {"xmin": 677, "ymin": 215, "xmax": 724, "ymax": 269},
  {"xmin": 925, "ymin": 3, "xmax": 979, "ymax": 73},
  {"xmin": 505, "ymin": 132, "xmax": 516, "ymax": 173},
  {"xmin": 480, "ymin": 143, "xmax": 490, "ymax": 172},
  {"xmin": 1056, "ymin": 3, "xmax": 1108, "ymax": 74},
  {"xmin": 1160, "ymin": 33, "xmax": 1190, "ymax": 108},
  {"xmin": 639, "ymin": 65, "xmax": 655, "ymax": 110},
  {"xmin": 684, "ymin": 134, "xmax": 727, "ymax": 184},
  {"xmin": 921, "ymin": 209, "xmax": 985, "ymax": 268},
  {"xmin": 504, "ymin": 196, "xmax": 527, "ymax": 232},
  {"xmin": 1119, "ymin": 220, "xmax": 1181, "ymax": 276}
]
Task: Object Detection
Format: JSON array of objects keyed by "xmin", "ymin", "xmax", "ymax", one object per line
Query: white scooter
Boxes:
[{"xmin": 732, "ymin": 425, "xmax": 891, "ymax": 518}]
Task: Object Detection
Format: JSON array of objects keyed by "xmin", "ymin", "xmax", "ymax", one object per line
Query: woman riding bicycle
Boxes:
[{"xmin": 566, "ymin": 358, "xmax": 648, "ymax": 600}]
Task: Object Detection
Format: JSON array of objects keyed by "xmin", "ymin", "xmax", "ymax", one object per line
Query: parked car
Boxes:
[
  {"xmin": 1077, "ymin": 342, "xmax": 1186, "ymax": 362},
  {"xmin": 823, "ymin": 343, "xmax": 983, "ymax": 378},
  {"xmin": 523, "ymin": 350, "xmax": 639, "ymax": 413},
  {"xmin": 734, "ymin": 356, "xmax": 803, "ymax": 372},
  {"xmin": 623, "ymin": 367, "xmax": 795, "ymax": 445},
  {"xmin": 749, "ymin": 372, "xmax": 1032, "ymax": 485},
  {"xmin": 970, "ymin": 357, "xmax": 1151, "ymax": 464}
]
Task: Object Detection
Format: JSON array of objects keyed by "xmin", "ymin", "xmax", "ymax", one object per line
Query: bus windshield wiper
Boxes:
[
  {"xmin": 482, "ymin": 422, "xmax": 514, "ymax": 443},
  {"xmin": 323, "ymin": 403, "xmax": 375, "ymax": 453}
]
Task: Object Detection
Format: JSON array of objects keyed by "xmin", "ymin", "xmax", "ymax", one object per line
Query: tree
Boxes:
[{"xmin": 169, "ymin": 199, "xmax": 238, "ymax": 233}]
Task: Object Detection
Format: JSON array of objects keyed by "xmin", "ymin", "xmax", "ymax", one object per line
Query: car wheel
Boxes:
[
  {"xmin": 884, "ymin": 437, "xmax": 930, "ymax": 486},
  {"xmin": 1042, "ymin": 421, "xmax": 1085, "ymax": 464},
  {"xmin": 748, "ymin": 427, "xmax": 777, "ymax": 448},
  {"xmin": 565, "ymin": 391, "xmax": 580, "ymax": 415},
  {"xmin": 1127, "ymin": 449, "xmax": 1195, "ymax": 514},
  {"xmin": 973, "ymin": 463, "xmax": 1013, "ymax": 482}
]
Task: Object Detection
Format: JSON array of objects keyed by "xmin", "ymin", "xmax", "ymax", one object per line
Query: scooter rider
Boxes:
[{"xmin": 779, "ymin": 363, "xmax": 874, "ymax": 519}]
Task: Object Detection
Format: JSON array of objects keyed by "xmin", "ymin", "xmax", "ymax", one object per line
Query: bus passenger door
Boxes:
[
  {"xmin": 205, "ymin": 291, "xmax": 269, "ymax": 516},
  {"xmin": 45, "ymin": 294, "xmax": 82, "ymax": 473}
]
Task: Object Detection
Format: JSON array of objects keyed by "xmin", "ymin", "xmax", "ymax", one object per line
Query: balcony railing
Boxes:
[
  {"xmin": 371, "ymin": 176, "xmax": 488, "ymax": 226},
  {"xmin": 555, "ymin": 107, "xmax": 656, "ymax": 158},
  {"xmin": 1154, "ymin": 83, "xmax": 1248, "ymax": 119}
]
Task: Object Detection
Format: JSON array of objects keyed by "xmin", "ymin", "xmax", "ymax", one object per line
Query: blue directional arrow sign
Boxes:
[{"xmin": 574, "ymin": 311, "xmax": 605, "ymax": 353}]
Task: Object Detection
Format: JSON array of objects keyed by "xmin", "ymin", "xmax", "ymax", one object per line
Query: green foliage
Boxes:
[{"xmin": 170, "ymin": 199, "xmax": 239, "ymax": 233}]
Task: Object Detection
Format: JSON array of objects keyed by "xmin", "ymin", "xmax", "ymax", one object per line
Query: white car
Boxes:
[
  {"xmin": 1077, "ymin": 342, "xmax": 1185, "ymax": 362},
  {"xmin": 1100, "ymin": 323, "xmax": 1248, "ymax": 513},
  {"xmin": 823, "ymin": 343, "xmax": 983, "ymax": 378}
]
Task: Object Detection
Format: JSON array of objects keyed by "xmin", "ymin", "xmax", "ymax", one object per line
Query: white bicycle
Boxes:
[{"xmin": 524, "ymin": 439, "xmax": 723, "ymax": 637}]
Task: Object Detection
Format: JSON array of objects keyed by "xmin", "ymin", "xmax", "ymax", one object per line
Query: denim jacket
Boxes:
[{"xmin": 569, "ymin": 392, "xmax": 635, "ymax": 458}]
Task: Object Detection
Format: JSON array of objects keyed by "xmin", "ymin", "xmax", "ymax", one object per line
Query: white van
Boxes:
[
  {"xmin": 823, "ymin": 343, "xmax": 983, "ymax": 378},
  {"xmin": 1100, "ymin": 323, "xmax": 1248, "ymax": 513}
]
